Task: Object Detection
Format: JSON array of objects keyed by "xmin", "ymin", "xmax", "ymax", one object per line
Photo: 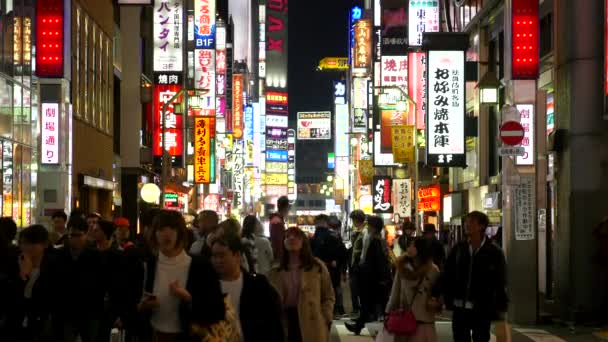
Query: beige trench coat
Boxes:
[{"xmin": 268, "ymin": 258, "xmax": 336, "ymax": 342}]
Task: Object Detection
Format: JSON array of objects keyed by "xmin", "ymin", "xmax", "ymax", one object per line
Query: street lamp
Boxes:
[{"xmin": 476, "ymin": 70, "xmax": 502, "ymax": 105}]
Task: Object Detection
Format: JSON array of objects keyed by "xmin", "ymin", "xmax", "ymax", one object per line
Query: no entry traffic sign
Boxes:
[{"xmin": 500, "ymin": 120, "xmax": 525, "ymax": 146}]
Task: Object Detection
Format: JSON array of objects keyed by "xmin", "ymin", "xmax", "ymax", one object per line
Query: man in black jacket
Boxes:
[
  {"xmin": 210, "ymin": 233, "xmax": 283, "ymax": 342},
  {"xmin": 423, "ymin": 223, "xmax": 446, "ymax": 270},
  {"xmin": 436, "ymin": 211, "xmax": 508, "ymax": 342}
]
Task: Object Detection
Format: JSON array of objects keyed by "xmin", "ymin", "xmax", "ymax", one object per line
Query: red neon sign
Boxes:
[
  {"xmin": 266, "ymin": 91, "xmax": 288, "ymax": 105},
  {"xmin": 232, "ymin": 74, "xmax": 244, "ymax": 139},
  {"xmin": 36, "ymin": 0, "xmax": 64, "ymax": 77},
  {"xmin": 153, "ymin": 84, "xmax": 184, "ymax": 157},
  {"xmin": 417, "ymin": 185, "xmax": 440, "ymax": 212},
  {"xmin": 511, "ymin": 0, "xmax": 539, "ymax": 79},
  {"xmin": 408, "ymin": 52, "xmax": 426, "ymax": 130}
]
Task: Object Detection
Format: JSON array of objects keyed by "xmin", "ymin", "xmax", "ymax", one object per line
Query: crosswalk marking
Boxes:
[{"xmin": 515, "ymin": 328, "xmax": 568, "ymax": 342}]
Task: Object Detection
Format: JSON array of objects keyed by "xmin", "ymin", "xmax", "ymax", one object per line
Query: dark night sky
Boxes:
[{"xmin": 289, "ymin": 0, "xmax": 352, "ymax": 181}]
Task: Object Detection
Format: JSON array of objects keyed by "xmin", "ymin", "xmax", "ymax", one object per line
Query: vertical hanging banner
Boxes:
[
  {"xmin": 372, "ymin": 176, "xmax": 393, "ymax": 214},
  {"xmin": 194, "ymin": 116, "xmax": 216, "ymax": 184},
  {"xmin": 408, "ymin": 0, "xmax": 440, "ymax": 46},
  {"xmin": 232, "ymin": 74, "xmax": 244, "ymax": 138},
  {"xmin": 266, "ymin": 0, "xmax": 288, "ymax": 89},
  {"xmin": 392, "ymin": 125, "xmax": 415, "ymax": 164},
  {"xmin": 41, "ymin": 103, "xmax": 60, "ymax": 164},
  {"xmin": 194, "ymin": 0, "xmax": 216, "ymax": 49},
  {"xmin": 426, "ymin": 50, "xmax": 465, "ymax": 167},
  {"xmin": 515, "ymin": 104, "xmax": 535, "ymax": 165},
  {"xmin": 153, "ymin": 84, "xmax": 184, "ymax": 158},
  {"xmin": 393, "ymin": 179, "xmax": 412, "ymax": 219},
  {"xmin": 194, "ymin": 49, "xmax": 216, "ymax": 111},
  {"xmin": 352, "ymin": 78, "xmax": 368, "ymax": 132},
  {"xmin": 154, "ymin": 0, "xmax": 183, "ymax": 72},
  {"xmin": 244, "ymin": 105, "xmax": 255, "ymax": 166},
  {"xmin": 408, "ymin": 52, "xmax": 427, "ymax": 129},
  {"xmin": 511, "ymin": 0, "xmax": 539, "ymax": 79},
  {"xmin": 354, "ymin": 19, "xmax": 372, "ymax": 70},
  {"xmin": 359, "ymin": 159, "xmax": 374, "ymax": 185}
]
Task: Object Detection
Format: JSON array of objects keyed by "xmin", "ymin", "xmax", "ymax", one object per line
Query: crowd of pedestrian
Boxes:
[{"xmin": 0, "ymin": 194, "xmax": 508, "ymax": 342}]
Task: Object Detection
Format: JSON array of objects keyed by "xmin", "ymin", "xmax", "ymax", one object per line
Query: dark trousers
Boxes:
[
  {"xmin": 334, "ymin": 284, "xmax": 345, "ymax": 315},
  {"xmin": 286, "ymin": 307, "xmax": 302, "ymax": 342},
  {"xmin": 349, "ymin": 271, "xmax": 361, "ymax": 313},
  {"xmin": 452, "ymin": 308, "xmax": 492, "ymax": 342},
  {"xmin": 355, "ymin": 279, "xmax": 377, "ymax": 327},
  {"xmin": 54, "ymin": 317, "xmax": 101, "ymax": 342}
]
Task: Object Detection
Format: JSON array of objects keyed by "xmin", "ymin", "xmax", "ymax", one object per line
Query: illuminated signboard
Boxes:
[
  {"xmin": 297, "ymin": 112, "xmax": 331, "ymax": 140},
  {"xmin": 232, "ymin": 74, "xmax": 244, "ymax": 138},
  {"xmin": 417, "ymin": 184, "xmax": 440, "ymax": 212},
  {"xmin": 511, "ymin": 0, "xmax": 539, "ymax": 79},
  {"xmin": 153, "ymin": 0, "xmax": 183, "ymax": 72},
  {"xmin": 546, "ymin": 94, "xmax": 554, "ymax": 135},
  {"xmin": 194, "ymin": 116, "xmax": 216, "ymax": 184},
  {"xmin": 153, "ymin": 84, "xmax": 183, "ymax": 157},
  {"xmin": 515, "ymin": 104, "xmax": 535, "ymax": 165},
  {"xmin": 266, "ymin": 149, "xmax": 288, "ymax": 162},
  {"xmin": 194, "ymin": 0, "xmax": 215, "ymax": 49},
  {"xmin": 426, "ymin": 50, "xmax": 465, "ymax": 167},
  {"xmin": 264, "ymin": 173, "xmax": 288, "ymax": 185},
  {"xmin": 381, "ymin": 56, "xmax": 408, "ymax": 91},
  {"xmin": 266, "ymin": 138, "xmax": 288, "ymax": 150},
  {"xmin": 244, "ymin": 105, "xmax": 254, "ymax": 166},
  {"xmin": 287, "ymin": 128, "xmax": 297, "ymax": 201},
  {"xmin": 354, "ymin": 19, "xmax": 372, "ymax": 70},
  {"xmin": 408, "ymin": 52, "xmax": 427, "ymax": 129},
  {"xmin": 266, "ymin": 127, "xmax": 288, "ymax": 139},
  {"xmin": 266, "ymin": 0, "xmax": 288, "ymax": 89},
  {"xmin": 194, "ymin": 49, "xmax": 215, "ymax": 112},
  {"xmin": 334, "ymin": 80, "xmax": 347, "ymax": 105},
  {"xmin": 381, "ymin": 4, "xmax": 407, "ymax": 55},
  {"xmin": 318, "ymin": 57, "xmax": 349, "ymax": 71},
  {"xmin": 335, "ymin": 104, "xmax": 349, "ymax": 156},
  {"xmin": 266, "ymin": 161, "xmax": 288, "ymax": 173},
  {"xmin": 393, "ymin": 179, "xmax": 412, "ymax": 218},
  {"xmin": 35, "ymin": 0, "xmax": 64, "ymax": 77},
  {"xmin": 408, "ymin": 0, "xmax": 440, "ymax": 46},
  {"xmin": 372, "ymin": 176, "xmax": 393, "ymax": 214},
  {"xmin": 41, "ymin": 103, "xmax": 59, "ymax": 164},
  {"xmin": 266, "ymin": 115, "xmax": 289, "ymax": 128}
]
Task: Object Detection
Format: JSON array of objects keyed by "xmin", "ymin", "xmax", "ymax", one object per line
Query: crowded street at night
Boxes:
[{"xmin": 1, "ymin": 0, "xmax": 608, "ymax": 341}]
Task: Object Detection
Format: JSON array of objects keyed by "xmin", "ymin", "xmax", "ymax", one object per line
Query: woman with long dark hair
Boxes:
[
  {"xmin": 267, "ymin": 227, "xmax": 335, "ymax": 342},
  {"xmin": 137, "ymin": 210, "xmax": 225, "ymax": 342},
  {"xmin": 385, "ymin": 237, "xmax": 441, "ymax": 342},
  {"xmin": 241, "ymin": 215, "xmax": 259, "ymax": 273}
]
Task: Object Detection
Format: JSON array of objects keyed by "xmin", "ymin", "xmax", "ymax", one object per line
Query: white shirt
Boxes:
[
  {"xmin": 221, "ymin": 273, "xmax": 244, "ymax": 342},
  {"xmin": 150, "ymin": 250, "xmax": 192, "ymax": 333}
]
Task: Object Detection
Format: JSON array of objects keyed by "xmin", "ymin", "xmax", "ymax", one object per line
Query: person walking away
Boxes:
[
  {"xmin": 270, "ymin": 195, "xmax": 290, "ymax": 263},
  {"xmin": 137, "ymin": 210, "xmax": 225, "ymax": 342},
  {"xmin": 0, "ymin": 217, "xmax": 20, "ymax": 338},
  {"xmin": 311, "ymin": 215, "xmax": 347, "ymax": 318},
  {"xmin": 114, "ymin": 217, "xmax": 135, "ymax": 251},
  {"xmin": 51, "ymin": 216, "xmax": 106, "ymax": 342},
  {"xmin": 50, "ymin": 211, "xmax": 68, "ymax": 247},
  {"xmin": 268, "ymin": 227, "xmax": 335, "ymax": 342},
  {"xmin": 436, "ymin": 211, "xmax": 508, "ymax": 342},
  {"xmin": 189, "ymin": 210, "xmax": 219, "ymax": 260},
  {"xmin": 385, "ymin": 237, "xmax": 441, "ymax": 342},
  {"xmin": 210, "ymin": 233, "xmax": 284, "ymax": 341},
  {"xmin": 422, "ymin": 224, "xmax": 446, "ymax": 270},
  {"xmin": 241, "ymin": 215, "xmax": 260, "ymax": 274},
  {"xmin": 12, "ymin": 225, "xmax": 57, "ymax": 341},
  {"xmin": 253, "ymin": 217, "xmax": 274, "ymax": 276},
  {"xmin": 348, "ymin": 210, "xmax": 367, "ymax": 316},
  {"xmin": 345, "ymin": 216, "xmax": 392, "ymax": 335}
]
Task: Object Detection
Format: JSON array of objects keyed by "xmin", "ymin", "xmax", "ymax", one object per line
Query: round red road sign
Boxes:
[{"xmin": 500, "ymin": 120, "xmax": 525, "ymax": 146}]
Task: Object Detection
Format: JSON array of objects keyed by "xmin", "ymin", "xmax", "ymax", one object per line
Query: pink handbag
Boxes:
[{"xmin": 385, "ymin": 309, "xmax": 417, "ymax": 335}]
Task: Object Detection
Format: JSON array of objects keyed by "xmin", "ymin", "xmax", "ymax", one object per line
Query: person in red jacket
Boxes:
[{"xmin": 269, "ymin": 196, "xmax": 290, "ymax": 263}]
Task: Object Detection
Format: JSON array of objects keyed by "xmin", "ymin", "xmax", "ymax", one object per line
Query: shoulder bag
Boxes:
[{"xmin": 385, "ymin": 276, "xmax": 424, "ymax": 336}]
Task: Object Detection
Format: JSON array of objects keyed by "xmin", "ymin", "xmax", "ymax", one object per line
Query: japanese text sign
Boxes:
[
  {"xmin": 194, "ymin": 0, "xmax": 215, "ymax": 49},
  {"xmin": 381, "ymin": 56, "xmax": 408, "ymax": 90},
  {"xmin": 408, "ymin": 52, "xmax": 427, "ymax": 129},
  {"xmin": 297, "ymin": 112, "xmax": 331, "ymax": 140},
  {"xmin": 408, "ymin": 0, "xmax": 439, "ymax": 46},
  {"xmin": 354, "ymin": 19, "xmax": 372, "ymax": 69},
  {"xmin": 392, "ymin": 125, "xmax": 415, "ymax": 164},
  {"xmin": 373, "ymin": 176, "xmax": 393, "ymax": 214},
  {"xmin": 393, "ymin": 179, "xmax": 412, "ymax": 218},
  {"xmin": 153, "ymin": 84, "xmax": 183, "ymax": 157},
  {"xmin": 232, "ymin": 74, "xmax": 244, "ymax": 138},
  {"xmin": 41, "ymin": 103, "xmax": 59, "ymax": 164},
  {"xmin": 194, "ymin": 49, "xmax": 215, "ymax": 110},
  {"xmin": 417, "ymin": 184, "xmax": 440, "ymax": 212},
  {"xmin": 515, "ymin": 104, "xmax": 535, "ymax": 165},
  {"xmin": 194, "ymin": 116, "xmax": 215, "ymax": 183},
  {"xmin": 426, "ymin": 50, "xmax": 465, "ymax": 167},
  {"xmin": 154, "ymin": 0, "xmax": 183, "ymax": 72}
]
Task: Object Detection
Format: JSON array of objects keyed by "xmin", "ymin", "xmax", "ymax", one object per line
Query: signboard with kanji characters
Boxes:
[
  {"xmin": 408, "ymin": 0, "xmax": 440, "ymax": 46},
  {"xmin": 194, "ymin": 0, "xmax": 215, "ymax": 49},
  {"xmin": 515, "ymin": 174, "xmax": 535, "ymax": 240},
  {"xmin": 154, "ymin": 0, "xmax": 183, "ymax": 72},
  {"xmin": 515, "ymin": 104, "xmax": 535, "ymax": 165},
  {"xmin": 392, "ymin": 125, "xmax": 415, "ymax": 164},
  {"xmin": 297, "ymin": 112, "xmax": 331, "ymax": 140},
  {"xmin": 194, "ymin": 116, "xmax": 215, "ymax": 184},
  {"xmin": 41, "ymin": 103, "xmax": 59, "ymax": 164},
  {"xmin": 266, "ymin": 0, "xmax": 288, "ymax": 89},
  {"xmin": 408, "ymin": 52, "xmax": 427, "ymax": 129},
  {"xmin": 381, "ymin": 56, "xmax": 408, "ymax": 91},
  {"xmin": 354, "ymin": 19, "xmax": 372, "ymax": 69},
  {"xmin": 373, "ymin": 176, "xmax": 393, "ymax": 214},
  {"xmin": 232, "ymin": 74, "xmax": 244, "ymax": 138},
  {"xmin": 153, "ymin": 84, "xmax": 183, "ymax": 157},
  {"xmin": 426, "ymin": 50, "xmax": 465, "ymax": 167},
  {"xmin": 381, "ymin": 2, "xmax": 407, "ymax": 55},
  {"xmin": 393, "ymin": 179, "xmax": 412, "ymax": 218}
]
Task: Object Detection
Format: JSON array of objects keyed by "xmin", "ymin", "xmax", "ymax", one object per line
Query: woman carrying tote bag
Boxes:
[{"xmin": 384, "ymin": 237, "xmax": 441, "ymax": 342}]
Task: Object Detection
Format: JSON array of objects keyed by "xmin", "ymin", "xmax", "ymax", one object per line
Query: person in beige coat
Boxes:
[
  {"xmin": 268, "ymin": 227, "xmax": 336, "ymax": 342},
  {"xmin": 385, "ymin": 237, "xmax": 441, "ymax": 342}
]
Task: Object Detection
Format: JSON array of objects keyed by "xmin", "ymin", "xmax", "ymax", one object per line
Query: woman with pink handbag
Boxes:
[{"xmin": 384, "ymin": 237, "xmax": 442, "ymax": 342}]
